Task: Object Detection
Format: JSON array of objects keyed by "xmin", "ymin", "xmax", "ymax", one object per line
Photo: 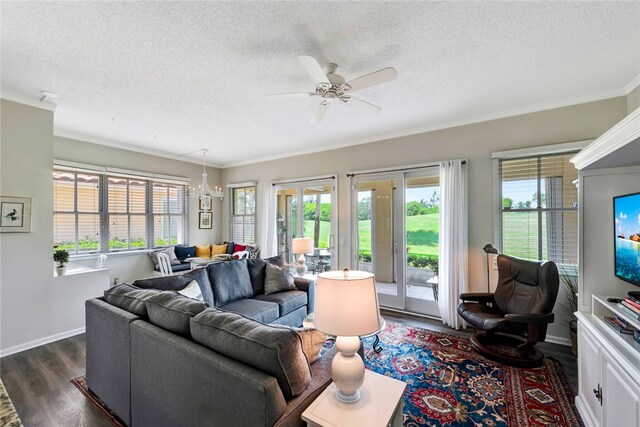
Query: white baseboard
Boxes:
[
  {"xmin": 0, "ymin": 327, "xmax": 85, "ymax": 358},
  {"xmin": 545, "ymin": 334, "xmax": 572, "ymax": 347}
]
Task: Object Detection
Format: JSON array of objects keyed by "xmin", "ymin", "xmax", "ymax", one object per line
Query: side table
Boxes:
[{"xmin": 302, "ymin": 370, "xmax": 406, "ymax": 427}]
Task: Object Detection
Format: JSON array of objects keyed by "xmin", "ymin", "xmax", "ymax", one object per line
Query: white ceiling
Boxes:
[{"xmin": 2, "ymin": 2, "xmax": 639, "ymax": 168}]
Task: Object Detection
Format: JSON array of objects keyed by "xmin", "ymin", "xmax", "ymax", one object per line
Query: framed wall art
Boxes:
[
  {"xmin": 199, "ymin": 211, "xmax": 212, "ymax": 229},
  {"xmin": 0, "ymin": 196, "xmax": 32, "ymax": 232}
]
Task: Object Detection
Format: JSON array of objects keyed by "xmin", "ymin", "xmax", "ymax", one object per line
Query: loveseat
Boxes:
[{"xmin": 86, "ymin": 257, "xmax": 325, "ymax": 426}]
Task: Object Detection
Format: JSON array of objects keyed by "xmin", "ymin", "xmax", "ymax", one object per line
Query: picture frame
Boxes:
[
  {"xmin": 0, "ymin": 196, "xmax": 32, "ymax": 233},
  {"xmin": 199, "ymin": 195, "xmax": 212, "ymax": 211},
  {"xmin": 199, "ymin": 211, "xmax": 212, "ymax": 229}
]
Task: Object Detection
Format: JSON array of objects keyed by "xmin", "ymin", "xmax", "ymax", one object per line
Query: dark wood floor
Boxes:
[{"xmin": 1, "ymin": 312, "xmax": 577, "ymax": 426}]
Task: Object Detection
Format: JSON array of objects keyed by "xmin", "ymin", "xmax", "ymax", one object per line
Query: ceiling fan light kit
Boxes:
[{"xmin": 265, "ymin": 55, "xmax": 397, "ymax": 124}]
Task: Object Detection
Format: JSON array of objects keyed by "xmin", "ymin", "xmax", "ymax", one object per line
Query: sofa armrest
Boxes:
[
  {"xmin": 294, "ymin": 277, "xmax": 316, "ymax": 314},
  {"xmin": 504, "ymin": 312, "xmax": 555, "ymax": 325},
  {"xmin": 459, "ymin": 292, "xmax": 495, "ymax": 304}
]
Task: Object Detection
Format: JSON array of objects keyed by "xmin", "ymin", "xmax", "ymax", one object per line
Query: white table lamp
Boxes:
[
  {"xmin": 292, "ymin": 237, "xmax": 314, "ymax": 276},
  {"xmin": 314, "ymin": 269, "xmax": 382, "ymax": 403}
]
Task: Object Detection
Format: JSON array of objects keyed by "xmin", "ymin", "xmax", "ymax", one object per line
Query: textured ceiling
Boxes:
[{"xmin": 2, "ymin": 2, "xmax": 639, "ymax": 167}]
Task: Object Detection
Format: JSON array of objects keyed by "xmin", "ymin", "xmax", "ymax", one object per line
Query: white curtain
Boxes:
[
  {"xmin": 258, "ymin": 181, "xmax": 277, "ymax": 258},
  {"xmin": 438, "ymin": 159, "xmax": 469, "ymax": 329}
]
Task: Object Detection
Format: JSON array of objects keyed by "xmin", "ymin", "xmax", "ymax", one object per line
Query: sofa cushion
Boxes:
[
  {"xmin": 220, "ymin": 299, "xmax": 279, "ymax": 324},
  {"xmin": 207, "ymin": 259, "xmax": 253, "ymax": 306},
  {"xmin": 272, "ymin": 325, "xmax": 327, "ymax": 365},
  {"xmin": 234, "ymin": 243, "xmax": 247, "ymax": 252},
  {"xmin": 146, "ymin": 291, "xmax": 209, "ymax": 335},
  {"xmin": 149, "ymin": 246, "xmax": 181, "ymax": 268},
  {"xmin": 246, "ymin": 245, "xmax": 260, "ymax": 259},
  {"xmin": 190, "ymin": 309, "xmax": 312, "ymax": 399},
  {"xmin": 264, "ymin": 264, "xmax": 296, "ymax": 295},
  {"xmin": 174, "ymin": 245, "xmax": 196, "ymax": 261},
  {"xmin": 133, "ymin": 268, "xmax": 214, "ymax": 307},
  {"xmin": 253, "ymin": 291, "xmax": 307, "ymax": 317},
  {"xmin": 195, "ymin": 244, "xmax": 211, "ymax": 257},
  {"xmin": 246, "ymin": 258, "xmax": 267, "ymax": 295},
  {"xmin": 265, "ymin": 254, "xmax": 285, "ymax": 267},
  {"xmin": 103, "ymin": 283, "xmax": 160, "ymax": 316},
  {"xmin": 224, "ymin": 241, "xmax": 236, "ymax": 254}
]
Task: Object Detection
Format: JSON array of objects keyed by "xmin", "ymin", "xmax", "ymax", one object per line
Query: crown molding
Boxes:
[
  {"xmin": 54, "ymin": 129, "xmax": 223, "ymax": 168},
  {"xmin": 1, "ymin": 90, "xmax": 57, "ymax": 112},
  {"xmin": 571, "ymin": 106, "xmax": 640, "ymax": 170},
  {"xmin": 625, "ymin": 72, "xmax": 640, "ymax": 95}
]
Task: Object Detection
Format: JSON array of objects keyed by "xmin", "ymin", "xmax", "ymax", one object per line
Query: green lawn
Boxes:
[
  {"xmin": 303, "ymin": 220, "xmax": 331, "ymax": 248},
  {"xmin": 358, "ymin": 213, "xmax": 440, "ymax": 257}
]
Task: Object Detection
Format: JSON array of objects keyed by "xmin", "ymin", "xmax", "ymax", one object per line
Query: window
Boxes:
[
  {"xmin": 53, "ymin": 170, "xmax": 101, "ymax": 254},
  {"xmin": 152, "ymin": 182, "xmax": 186, "ymax": 247},
  {"xmin": 231, "ymin": 186, "xmax": 256, "ymax": 244},
  {"xmin": 496, "ymin": 151, "xmax": 579, "ymax": 265},
  {"xmin": 53, "ymin": 165, "xmax": 189, "ymax": 255},
  {"xmin": 107, "ymin": 176, "xmax": 148, "ymax": 251}
]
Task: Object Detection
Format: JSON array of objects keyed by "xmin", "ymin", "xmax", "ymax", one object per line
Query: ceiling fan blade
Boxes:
[
  {"xmin": 341, "ymin": 96, "xmax": 381, "ymax": 115},
  {"xmin": 345, "ymin": 67, "xmax": 397, "ymax": 92},
  {"xmin": 264, "ymin": 92, "xmax": 316, "ymax": 99},
  {"xmin": 309, "ymin": 102, "xmax": 329, "ymax": 124},
  {"xmin": 298, "ymin": 55, "xmax": 330, "ymax": 85}
]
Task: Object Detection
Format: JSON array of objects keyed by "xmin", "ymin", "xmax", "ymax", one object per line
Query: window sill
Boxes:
[
  {"xmin": 53, "ymin": 266, "xmax": 108, "ymax": 278},
  {"xmin": 70, "ymin": 249, "xmax": 153, "ymax": 261}
]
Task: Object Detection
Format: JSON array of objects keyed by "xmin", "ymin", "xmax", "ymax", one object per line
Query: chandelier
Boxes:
[{"xmin": 190, "ymin": 149, "xmax": 223, "ymax": 212}]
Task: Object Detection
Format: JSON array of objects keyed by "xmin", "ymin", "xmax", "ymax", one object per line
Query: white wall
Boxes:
[
  {"xmin": 222, "ymin": 97, "xmax": 628, "ymax": 341},
  {"xmin": 629, "ymin": 85, "xmax": 640, "ymax": 114},
  {"xmin": 579, "ymin": 166, "xmax": 640, "ymax": 312},
  {"xmin": 0, "ymin": 102, "xmax": 224, "ymax": 355},
  {"xmin": 54, "ymin": 136, "xmax": 223, "ymax": 284}
]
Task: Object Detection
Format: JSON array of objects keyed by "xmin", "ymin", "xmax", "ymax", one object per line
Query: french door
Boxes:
[
  {"xmin": 275, "ymin": 179, "xmax": 337, "ymax": 272},
  {"xmin": 352, "ymin": 168, "xmax": 440, "ymax": 317}
]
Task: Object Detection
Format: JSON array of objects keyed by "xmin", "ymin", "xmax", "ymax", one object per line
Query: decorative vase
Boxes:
[{"xmin": 56, "ymin": 266, "xmax": 66, "ymax": 276}]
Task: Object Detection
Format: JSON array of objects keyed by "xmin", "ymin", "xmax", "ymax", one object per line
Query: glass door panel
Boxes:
[
  {"xmin": 276, "ymin": 188, "xmax": 297, "ymax": 263},
  {"xmin": 404, "ymin": 173, "xmax": 440, "ymax": 316},
  {"xmin": 354, "ymin": 175, "xmax": 404, "ymax": 309},
  {"xmin": 303, "ymin": 185, "xmax": 333, "ymax": 274}
]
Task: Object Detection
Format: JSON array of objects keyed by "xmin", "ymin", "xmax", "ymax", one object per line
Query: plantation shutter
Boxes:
[
  {"xmin": 152, "ymin": 182, "xmax": 187, "ymax": 247},
  {"xmin": 107, "ymin": 176, "xmax": 148, "ymax": 251},
  {"xmin": 498, "ymin": 152, "xmax": 579, "ymax": 264}
]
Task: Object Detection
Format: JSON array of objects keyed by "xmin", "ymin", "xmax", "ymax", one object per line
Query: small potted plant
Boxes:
[{"xmin": 54, "ymin": 249, "xmax": 70, "ymax": 276}]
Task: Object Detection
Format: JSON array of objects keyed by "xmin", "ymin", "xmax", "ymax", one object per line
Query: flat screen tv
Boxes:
[{"xmin": 614, "ymin": 192, "xmax": 640, "ymax": 287}]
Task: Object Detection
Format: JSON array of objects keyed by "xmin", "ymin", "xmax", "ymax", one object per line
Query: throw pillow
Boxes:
[
  {"xmin": 195, "ymin": 244, "xmax": 211, "ymax": 257},
  {"xmin": 234, "ymin": 243, "xmax": 247, "ymax": 252},
  {"xmin": 149, "ymin": 246, "xmax": 181, "ymax": 268},
  {"xmin": 246, "ymin": 245, "xmax": 260, "ymax": 259},
  {"xmin": 211, "ymin": 244, "xmax": 227, "ymax": 255},
  {"xmin": 272, "ymin": 325, "xmax": 328, "ymax": 364},
  {"xmin": 174, "ymin": 245, "xmax": 196, "ymax": 261},
  {"xmin": 103, "ymin": 283, "xmax": 160, "ymax": 316},
  {"xmin": 224, "ymin": 241, "xmax": 236, "ymax": 254},
  {"xmin": 178, "ymin": 280, "xmax": 204, "ymax": 301},
  {"xmin": 264, "ymin": 263, "xmax": 296, "ymax": 295}
]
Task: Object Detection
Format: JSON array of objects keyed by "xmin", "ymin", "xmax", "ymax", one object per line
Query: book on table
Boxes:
[
  {"xmin": 624, "ymin": 298, "xmax": 640, "ymax": 311},
  {"xmin": 621, "ymin": 299, "xmax": 640, "ymax": 315},
  {"xmin": 617, "ymin": 302, "xmax": 640, "ymax": 320},
  {"xmin": 604, "ymin": 316, "xmax": 636, "ymax": 335}
]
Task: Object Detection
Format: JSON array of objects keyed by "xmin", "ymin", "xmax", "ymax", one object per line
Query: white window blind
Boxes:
[
  {"xmin": 53, "ymin": 170, "xmax": 101, "ymax": 254},
  {"xmin": 107, "ymin": 176, "xmax": 148, "ymax": 251},
  {"xmin": 152, "ymin": 182, "xmax": 187, "ymax": 247},
  {"xmin": 497, "ymin": 151, "xmax": 579, "ymax": 265},
  {"xmin": 231, "ymin": 186, "xmax": 256, "ymax": 244},
  {"xmin": 53, "ymin": 164, "xmax": 189, "ymax": 255}
]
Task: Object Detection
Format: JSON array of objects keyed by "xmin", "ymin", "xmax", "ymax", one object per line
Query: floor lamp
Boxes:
[{"xmin": 483, "ymin": 243, "xmax": 498, "ymax": 292}]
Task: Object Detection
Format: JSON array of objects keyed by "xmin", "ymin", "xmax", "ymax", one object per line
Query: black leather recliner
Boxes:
[{"xmin": 457, "ymin": 254, "xmax": 560, "ymax": 367}]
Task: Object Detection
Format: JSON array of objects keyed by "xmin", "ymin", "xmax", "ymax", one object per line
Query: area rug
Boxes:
[
  {"xmin": 72, "ymin": 321, "xmax": 582, "ymax": 427},
  {"xmin": 358, "ymin": 322, "xmax": 582, "ymax": 427},
  {"xmin": 70, "ymin": 377, "xmax": 126, "ymax": 427},
  {"xmin": 0, "ymin": 379, "xmax": 22, "ymax": 427}
]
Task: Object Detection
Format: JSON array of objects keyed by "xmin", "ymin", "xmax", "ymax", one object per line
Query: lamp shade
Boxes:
[
  {"xmin": 292, "ymin": 237, "xmax": 314, "ymax": 255},
  {"xmin": 314, "ymin": 270, "xmax": 381, "ymax": 337}
]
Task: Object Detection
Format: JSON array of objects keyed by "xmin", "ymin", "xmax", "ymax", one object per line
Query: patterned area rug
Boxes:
[
  {"xmin": 358, "ymin": 322, "xmax": 582, "ymax": 427},
  {"xmin": 0, "ymin": 379, "xmax": 22, "ymax": 427},
  {"xmin": 70, "ymin": 377, "xmax": 126, "ymax": 427}
]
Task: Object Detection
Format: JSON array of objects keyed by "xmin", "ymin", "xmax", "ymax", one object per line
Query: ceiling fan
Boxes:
[{"xmin": 265, "ymin": 55, "xmax": 398, "ymax": 124}]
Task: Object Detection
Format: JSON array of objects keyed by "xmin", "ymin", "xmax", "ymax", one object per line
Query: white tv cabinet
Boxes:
[
  {"xmin": 575, "ymin": 295, "xmax": 640, "ymax": 427},
  {"xmin": 572, "ymin": 106, "xmax": 640, "ymax": 427}
]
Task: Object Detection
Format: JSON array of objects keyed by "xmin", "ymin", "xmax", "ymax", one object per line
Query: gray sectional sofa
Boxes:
[{"xmin": 85, "ymin": 257, "xmax": 334, "ymax": 427}]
